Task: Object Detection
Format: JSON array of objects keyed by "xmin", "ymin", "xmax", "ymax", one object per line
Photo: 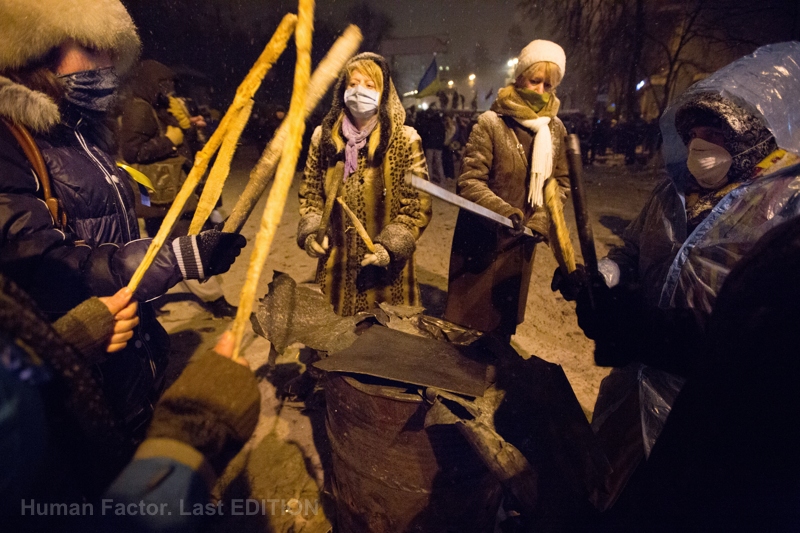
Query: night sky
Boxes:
[{"xmin": 317, "ymin": 0, "xmax": 525, "ymax": 103}]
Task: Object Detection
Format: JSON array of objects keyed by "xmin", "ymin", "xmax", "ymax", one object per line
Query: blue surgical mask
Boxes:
[
  {"xmin": 59, "ymin": 67, "xmax": 120, "ymax": 118},
  {"xmin": 344, "ymin": 85, "xmax": 380, "ymax": 121}
]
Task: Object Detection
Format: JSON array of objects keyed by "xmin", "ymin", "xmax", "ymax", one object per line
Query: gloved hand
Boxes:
[
  {"xmin": 304, "ymin": 234, "xmax": 329, "ymax": 258},
  {"xmin": 145, "ymin": 331, "xmax": 260, "ymax": 475},
  {"xmin": 168, "ymin": 96, "xmax": 192, "ymax": 129},
  {"xmin": 172, "ymin": 229, "xmax": 246, "ymax": 280},
  {"xmin": 573, "ymin": 278, "xmax": 646, "ymax": 367},
  {"xmin": 361, "ymin": 243, "xmax": 391, "ymax": 267},
  {"xmin": 551, "ymin": 264, "xmax": 589, "ymax": 302},
  {"xmin": 508, "ymin": 213, "xmax": 526, "ymax": 237},
  {"xmin": 165, "ymin": 125, "xmax": 184, "ymax": 147}
]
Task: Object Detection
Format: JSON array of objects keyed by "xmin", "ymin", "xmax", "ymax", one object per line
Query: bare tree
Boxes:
[{"xmin": 519, "ymin": 0, "xmax": 794, "ymax": 118}]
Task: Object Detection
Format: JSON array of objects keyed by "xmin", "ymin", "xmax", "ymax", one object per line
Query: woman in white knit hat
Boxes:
[{"xmin": 444, "ymin": 39, "xmax": 570, "ymax": 341}]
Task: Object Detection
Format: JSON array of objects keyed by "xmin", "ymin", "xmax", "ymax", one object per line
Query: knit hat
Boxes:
[
  {"xmin": 675, "ymin": 92, "xmax": 776, "ymax": 183},
  {"xmin": 514, "ymin": 40, "xmax": 566, "ymax": 80}
]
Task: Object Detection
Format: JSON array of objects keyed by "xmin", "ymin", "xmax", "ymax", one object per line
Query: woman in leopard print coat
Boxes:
[{"xmin": 297, "ymin": 53, "xmax": 432, "ymax": 316}]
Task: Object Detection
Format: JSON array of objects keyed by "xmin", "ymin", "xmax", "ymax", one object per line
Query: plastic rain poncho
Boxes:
[
  {"xmin": 592, "ymin": 44, "xmax": 800, "ymax": 500},
  {"xmin": 658, "ymin": 42, "xmax": 800, "ymax": 313}
]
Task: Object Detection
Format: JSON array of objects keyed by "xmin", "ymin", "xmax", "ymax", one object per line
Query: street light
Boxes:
[
  {"xmin": 507, "ymin": 58, "xmax": 519, "ymax": 67},
  {"xmin": 448, "ymin": 80, "xmax": 454, "ymax": 87},
  {"xmin": 468, "ymin": 73, "xmax": 476, "ymax": 81}
]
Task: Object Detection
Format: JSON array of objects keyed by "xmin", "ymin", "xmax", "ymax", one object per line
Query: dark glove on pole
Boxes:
[
  {"xmin": 551, "ymin": 264, "xmax": 589, "ymax": 302},
  {"xmin": 172, "ymin": 230, "xmax": 246, "ymax": 279},
  {"xmin": 575, "ymin": 279, "xmax": 647, "ymax": 368}
]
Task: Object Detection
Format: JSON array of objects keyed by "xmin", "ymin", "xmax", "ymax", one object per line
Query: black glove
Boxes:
[
  {"xmin": 172, "ymin": 229, "xmax": 246, "ymax": 279},
  {"xmin": 574, "ymin": 279, "xmax": 649, "ymax": 367},
  {"xmin": 551, "ymin": 264, "xmax": 589, "ymax": 302},
  {"xmin": 146, "ymin": 350, "xmax": 260, "ymax": 475},
  {"xmin": 508, "ymin": 213, "xmax": 525, "ymax": 237}
]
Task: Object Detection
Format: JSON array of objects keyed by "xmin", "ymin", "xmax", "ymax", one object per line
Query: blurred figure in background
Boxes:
[{"xmin": 118, "ymin": 60, "xmax": 239, "ymax": 319}]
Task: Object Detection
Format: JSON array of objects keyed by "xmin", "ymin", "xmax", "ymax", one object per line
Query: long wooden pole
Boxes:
[
  {"xmin": 126, "ymin": 13, "xmax": 297, "ymax": 292},
  {"xmin": 224, "ymin": 24, "xmax": 362, "ymax": 234},
  {"xmin": 188, "ymin": 100, "xmax": 254, "ymax": 234},
  {"xmin": 231, "ymin": 0, "xmax": 315, "ymax": 359},
  {"xmin": 544, "ymin": 178, "xmax": 577, "ymax": 275}
]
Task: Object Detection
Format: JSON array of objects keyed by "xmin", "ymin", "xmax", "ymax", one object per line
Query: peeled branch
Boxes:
[
  {"xmin": 224, "ymin": 24, "xmax": 363, "ymax": 234},
  {"xmin": 188, "ymin": 100, "xmax": 254, "ymax": 234},
  {"xmin": 231, "ymin": 0, "xmax": 315, "ymax": 360},
  {"xmin": 126, "ymin": 13, "xmax": 297, "ymax": 292},
  {"xmin": 544, "ymin": 178, "xmax": 576, "ymax": 275},
  {"xmin": 337, "ymin": 197, "xmax": 376, "ymax": 252}
]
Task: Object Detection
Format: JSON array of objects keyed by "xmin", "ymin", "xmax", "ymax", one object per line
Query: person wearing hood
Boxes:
[
  {"xmin": 443, "ymin": 40, "xmax": 570, "ymax": 341},
  {"xmin": 0, "ymin": 0, "xmax": 245, "ymax": 440},
  {"xmin": 118, "ymin": 59, "xmax": 238, "ymax": 319},
  {"xmin": 561, "ymin": 41, "xmax": 800, "ymax": 365},
  {"xmin": 552, "ymin": 42, "xmax": 800, "ymax": 516},
  {"xmin": 297, "ymin": 52, "xmax": 432, "ymax": 317}
]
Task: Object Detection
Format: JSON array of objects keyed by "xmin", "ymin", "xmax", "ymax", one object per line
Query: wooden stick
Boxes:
[
  {"xmin": 337, "ymin": 197, "xmax": 376, "ymax": 252},
  {"xmin": 231, "ymin": 0, "xmax": 315, "ymax": 359},
  {"xmin": 188, "ymin": 99, "xmax": 253, "ymax": 234},
  {"xmin": 126, "ymin": 13, "xmax": 297, "ymax": 292},
  {"xmin": 224, "ymin": 24, "xmax": 363, "ymax": 234},
  {"xmin": 544, "ymin": 178, "xmax": 576, "ymax": 275}
]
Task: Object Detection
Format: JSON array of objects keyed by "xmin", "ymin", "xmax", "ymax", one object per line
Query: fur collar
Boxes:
[
  {"xmin": 0, "ymin": 0, "xmax": 140, "ymax": 76},
  {"xmin": 0, "ymin": 76, "xmax": 60, "ymax": 132},
  {"xmin": 318, "ymin": 52, "xmax": 406, "ymax": 168}
]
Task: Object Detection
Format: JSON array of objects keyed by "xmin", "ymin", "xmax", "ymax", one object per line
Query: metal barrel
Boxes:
[{"xmin": 325, "ymin": 374, "xmax": 503, "ymax": 533}]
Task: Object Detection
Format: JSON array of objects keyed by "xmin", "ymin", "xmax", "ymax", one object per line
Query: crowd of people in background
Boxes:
[{"xmin": 2, "ymin": 0, "xmax": 800, "ymax": 531}]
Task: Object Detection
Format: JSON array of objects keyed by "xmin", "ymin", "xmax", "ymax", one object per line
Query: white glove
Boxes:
[
  {"xmin": 304, "ymin": 234, "xmax": 329, "ymax": 258},
  {"xmin": 360, "ymin": 243, "xmax": 390, "ymax": 267}
]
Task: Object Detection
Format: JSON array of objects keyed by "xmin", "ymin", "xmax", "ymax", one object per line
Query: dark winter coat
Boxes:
[
  {"xmin": 0, "ymin": 273, "xmax": 129, "ymax": 510},
  {"xmin": 444, "ymin": 88, "xmax": 569, "ymax": 335},
  {"xmin": 118, "ymin": 60, "xmax": 196, "ymax": 166},
  {"xmin": 0, "ymin": 100, "xmax": 181, "ymax": 436}
]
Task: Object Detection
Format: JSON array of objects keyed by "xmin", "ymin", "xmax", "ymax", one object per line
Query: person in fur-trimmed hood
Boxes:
[
  {"xmin": 443, "ymin": 40, "xmax": 570, "ymax": 339},
  {"xmin": 0, "ymin": 0, "xmax": 245, "ymax": 439},
  {"xmin": 297, "ymin": 52, "xmax": 432, "ymax": 316}
]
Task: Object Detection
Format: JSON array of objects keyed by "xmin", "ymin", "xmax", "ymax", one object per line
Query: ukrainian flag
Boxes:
[{"xmin": 416, "ymin": 57, "xmax": 442, "ymax": 98}]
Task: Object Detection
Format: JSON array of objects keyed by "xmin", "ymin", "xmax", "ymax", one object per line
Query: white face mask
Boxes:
[
  {"xmin": 344, "ymin": 85, "xmax": 380, "ymax": 121},
  {"xmin": 687, "ymin": 138, "xmax": 732, "ymax": 189}
]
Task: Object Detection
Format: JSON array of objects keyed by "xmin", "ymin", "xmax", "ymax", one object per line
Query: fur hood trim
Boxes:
[
  {"xmin": 318, "ymin": 52, "xmax": 405, "ymax": 167},
  {"xmin": 0, "ymin": 0, "xmax": 141, "ymax": 76},
  {"xmin": 0, "ymin": 75, "xmax": 60, "ymax": 132}
]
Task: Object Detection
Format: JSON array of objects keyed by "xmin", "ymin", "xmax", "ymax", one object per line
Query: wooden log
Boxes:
[
  {"xmin": 337, "ymin": 197, "xmax": 376, "ymax": 252},
  {"xmin": 544, "ymin": 178, "xmax": 576, "ymax": 275},
  {"xmin": 188, "ymin": 100, "xmax": 253, "ymax": 234},
  {"xmin": 126, "ymin": 13, "xmax": 297, "ymax": 292},
  {"xmin": 224, "ymin": 24, "xmax": 363, "ymax": 234},
  {"xmin": 231, "ymin": 0, "xmax": 315, "ymax": 359}
]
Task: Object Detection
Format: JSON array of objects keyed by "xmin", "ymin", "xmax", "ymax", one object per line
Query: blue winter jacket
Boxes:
[{"xmin": 0, "ymin": 114, "xmax": 182, "ymax": 434}]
